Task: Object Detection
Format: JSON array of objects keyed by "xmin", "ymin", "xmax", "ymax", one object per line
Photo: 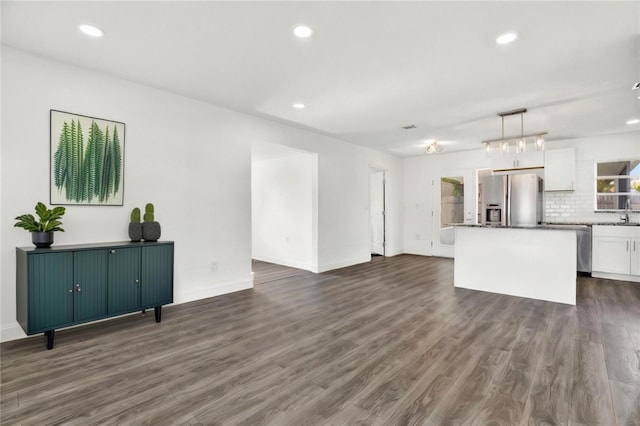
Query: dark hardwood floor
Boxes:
[{"xmin": 2, "ymin": 255, "xmax": 639, "ymax": 425}]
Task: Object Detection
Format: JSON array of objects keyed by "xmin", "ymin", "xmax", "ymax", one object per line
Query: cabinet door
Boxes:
[
  {"xmin": 28, "ymin": 252, "xmax": 73, "ymax": 332},
  {"xmin": 491, "ymin": 155, "xmax": 516, "ymax": 171},
  {"xmin": 592, "ymin": 236, "xmax": 630, "ymax": 274},
  {"xmin": 631, "ymin": 239, "xmax": 640, "ymax": 276},
  {"xmin": 141, "ymin": 245, "xmax": 174, "ymax": 307},
  {"xmin": 74, "ymin": 250, "xmax": 108, "ymax": 322},
  {"xmin": 107, "ymin": 247, "xmax": 141, "ymax": 315},
  {"xmin": 545, "ymin": 148, "xmax": 575, "ymax": 191},
  {"xmin": 517, "ymin": 150, "xmax": 544, "ymax": 169}
]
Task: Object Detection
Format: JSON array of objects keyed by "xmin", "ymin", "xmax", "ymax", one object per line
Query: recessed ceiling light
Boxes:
[
  {"xmin": 79, "ymin": 24, "xmax": 103, "ymax": 37},
  {"xmin": 293, "ymin": 103, "xmax": 305, "ymax": 109},
  {"xmin": 626, "ymin": 118, "xmax": 640, "ymax": 125},
  {"xmin": 293, "ymin": 25, "xmax": 313, "ymax": 38},
  {"xmin": 496, "ymin": 32, "xmax": 518, "ymax": 45}
]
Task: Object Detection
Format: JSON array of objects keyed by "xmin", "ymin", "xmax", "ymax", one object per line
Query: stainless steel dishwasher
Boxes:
[{"xmin": 543, "ymin": 224, "xmax": 591, "ymax": 273}]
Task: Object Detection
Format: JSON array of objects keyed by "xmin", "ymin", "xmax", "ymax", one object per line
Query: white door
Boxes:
[
  {"xmin": 370, "ymin": 170, "xmax": 385, "ymax": 256},
  {"xmin": 431, "ymin": 170, "xmax": 473, "ymax": 258}
]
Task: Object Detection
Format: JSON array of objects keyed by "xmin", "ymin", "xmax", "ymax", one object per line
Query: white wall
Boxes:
[
  {"xmin": 0, "ymin": 47, "xmax": 404, "ymax": 341},
  {"xmin": 404, "ymin": 149, "xmax": 489, "ymax": 256},
  {"xmin": 403, "ymin": 133, "xmax": 640, "ymax": 256},
  {"xmin": 252, "ymin": 147, "xmax": 317, "ymax": 271}
]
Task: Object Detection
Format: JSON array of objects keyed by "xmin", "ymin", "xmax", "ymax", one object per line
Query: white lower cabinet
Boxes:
[
  {"xmin": 632, "ymin": 239, "xmax": 640, "ymax": 276},
  {"xmin": 592, "ymin": 226, "xmax": 640, "ymax": 282}
]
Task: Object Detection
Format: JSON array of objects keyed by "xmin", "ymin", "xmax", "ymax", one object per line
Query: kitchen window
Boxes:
[{"xmin": 595, "ymin": 160, "xmax": 640, "ymax": 211}]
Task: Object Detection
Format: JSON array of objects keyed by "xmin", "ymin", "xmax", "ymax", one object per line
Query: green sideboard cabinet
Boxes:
[{"xmin": 16, "ymin": 241, "xmax": 174, "ymax": 349}]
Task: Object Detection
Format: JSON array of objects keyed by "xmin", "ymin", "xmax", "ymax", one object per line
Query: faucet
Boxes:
[{"xmin": 622, "ymin": 198, "xmax": 631, "ymax": 223}]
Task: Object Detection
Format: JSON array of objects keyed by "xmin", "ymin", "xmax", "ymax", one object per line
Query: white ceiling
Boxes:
[{"xmin": 2, "ymin": 1, "xmax": 639, "ymax": 157}]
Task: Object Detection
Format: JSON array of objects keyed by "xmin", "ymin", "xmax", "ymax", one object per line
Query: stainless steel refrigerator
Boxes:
[{"xmin": 480, "ymin": 173, "xmax": 543, "ymax": 227}]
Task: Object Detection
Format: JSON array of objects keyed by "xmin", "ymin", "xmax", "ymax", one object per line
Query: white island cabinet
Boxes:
[
  {"xmin": 454, "ymin": 226, "xmax": 576, "ymax": 305},
  {"xmin": 592, "ymin": 225, "xmax": 640, "ymax": 282}
]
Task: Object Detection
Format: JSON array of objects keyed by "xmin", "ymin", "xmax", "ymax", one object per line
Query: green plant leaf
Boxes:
[
  {"xmin": 34, "ymin": 202, "xmax": 47, "ymax": 220},
  {"xmin": 54, "ymin": 122, "xmax": 70, "ymax": 191},
  {"xmin": 16, "ymin": 203, "xmax": 65, "ymax": 233},
  {"xmin": 14, "ymin": 214, "xmax": 39, "ymax": 231},
  {"xmin": 112, "ymin": 126, "xmax": 122, "ymax": 196},
  {"xmin": 50, "ymin": 206, "xmax": 66, "ymax": 219}
]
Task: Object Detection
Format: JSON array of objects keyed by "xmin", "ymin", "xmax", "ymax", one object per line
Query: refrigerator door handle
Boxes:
[{"xmin": 506, "ymin": 177, "xmax": 511, "ymax": 226}]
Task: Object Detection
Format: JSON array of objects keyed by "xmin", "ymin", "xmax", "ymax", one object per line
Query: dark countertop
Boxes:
[
  {"xmin": 544, "ymin": 222, "xmax": 639, "ymax": 226},
  {"xmin": 454, "ymin": 222, "xmax": 639, "ymax": 230}
]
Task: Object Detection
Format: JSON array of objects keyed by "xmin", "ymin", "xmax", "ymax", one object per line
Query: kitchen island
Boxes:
[{"xmin": 454, "ymin": 226, "xmax": 577, "ymax": 305}]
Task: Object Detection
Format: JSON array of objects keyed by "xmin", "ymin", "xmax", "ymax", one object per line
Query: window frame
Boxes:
[{"xmin": 594, "ymin": 160, "xmax": 639, "ymax": 212}]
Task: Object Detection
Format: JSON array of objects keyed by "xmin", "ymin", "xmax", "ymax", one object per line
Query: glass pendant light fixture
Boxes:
[{"xmin": 482, "ymin": 108, "xmax": 547, "ymax": 154}]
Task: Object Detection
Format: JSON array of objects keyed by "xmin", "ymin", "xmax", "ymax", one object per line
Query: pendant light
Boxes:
[{"xmin": 482, "ymin": 108, "xmax": 547, "ymax": 153}]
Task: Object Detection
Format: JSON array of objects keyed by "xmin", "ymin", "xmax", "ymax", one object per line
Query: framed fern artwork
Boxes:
[{"xmin": 50, "ymin": 110, "xmax": 125, "ymax": 205}]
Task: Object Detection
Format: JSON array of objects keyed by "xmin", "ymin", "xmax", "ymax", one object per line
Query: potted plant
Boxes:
[
  {"xmin": 142, "ymin": 202, "xmax": 161, "ymax": 242},
  {"xmin": 128, "ymin": 207, "xmax": 142, "ymax": 242},
  {"xmin": 14, "ymin": 202, "xmax": 66, "ymax": 248}
]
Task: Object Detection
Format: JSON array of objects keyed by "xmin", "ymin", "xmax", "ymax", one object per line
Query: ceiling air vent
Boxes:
[{"xmin": 402, "ymin": 124, "xmax": 417, "ymax": 130}]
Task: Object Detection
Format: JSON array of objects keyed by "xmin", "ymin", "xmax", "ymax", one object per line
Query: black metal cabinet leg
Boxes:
[
  {"xmin": 45, "ymin": 330, "xmax": 55, "ymax": 350},
  {"xmin": 154, "ymin": 306, "xmax": 162, "ymax": 323}
]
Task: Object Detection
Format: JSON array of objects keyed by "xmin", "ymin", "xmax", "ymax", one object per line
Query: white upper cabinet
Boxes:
[
  {"xmin": 544, "ymin": 148, "xmax": 576, "ymax": 191},
  {"xmin": 518, "ymin": 149, "xmax": 544, "ymax": 169},
  {"xmin": 491, "ymin": 149, "xmax": 544, "ymax": 171}
]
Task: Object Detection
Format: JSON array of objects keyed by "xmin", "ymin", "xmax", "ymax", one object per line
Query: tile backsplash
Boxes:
[{"xmin": 544, "ymin": 190, "xmax": 639, "ymax": 223}]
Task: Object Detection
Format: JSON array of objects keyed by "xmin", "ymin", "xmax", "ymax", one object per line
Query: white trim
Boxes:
[
  {"xmin": 592, "ymin": 271, "xmax": 640, "ymax": 283},
  {"xmin": 251, "ymin": 255, "xmax": 315, "ymax": 273},
  {"xmin": 317, "ymin": 255, "xmax": 371, "ymax": 273},
  {"xmin": 403, "ymin": 248, "xmax": 432, "ymax": 256},
  {"xmin": 174, "ymin": 278, "xmax": 253, "ymax": 304}
]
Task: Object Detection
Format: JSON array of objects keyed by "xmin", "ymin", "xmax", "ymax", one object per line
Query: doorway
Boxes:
[
  {"xmin": 430, "ymin": 170, "xmax": 472, "ymax": 258},
  {"xmin": 251, "ymin": 142, "xmax": 318, "ymax": 272},
  {"xmin": 370, "ymin": 168, "xmax": 386, "ymax": 257}
]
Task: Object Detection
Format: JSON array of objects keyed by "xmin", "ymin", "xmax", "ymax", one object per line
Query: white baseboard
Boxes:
[
  {"xmin": 385, "ymin": 248, "xmax": 404, "ymax": 257},
  {"xmin": 317, "ymin": 255, "xmax": 371, "ymax": 273},
  {"xmin": 252, "ymin": 255, "xmax": 316, "ymax": 273},
  {"xmin": 403, "ymin": 248, "xmax": 432, "ymax": 256},
  {"xmin": 173, "ymin": 278, "xmax": 253, "ymax": 304},
  {"xmin": 592, "ymin": 271, "xmax": 640, "ymax": 283}
]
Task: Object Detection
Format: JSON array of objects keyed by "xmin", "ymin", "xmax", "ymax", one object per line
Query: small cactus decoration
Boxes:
[
  {"xmin": 128, "ymin": 207, "xmax": 142, "ymax": 242},
  {"xmin": 143, "ymin": 203, "xmax": 154, "ymax": 222},
  {"xmin": 131, "ymin": 208, "xmax": 141, "ymax": 223},
  {"xmin": 142, "ymin": 202, "xmax": 161, "ymax": 242}
]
